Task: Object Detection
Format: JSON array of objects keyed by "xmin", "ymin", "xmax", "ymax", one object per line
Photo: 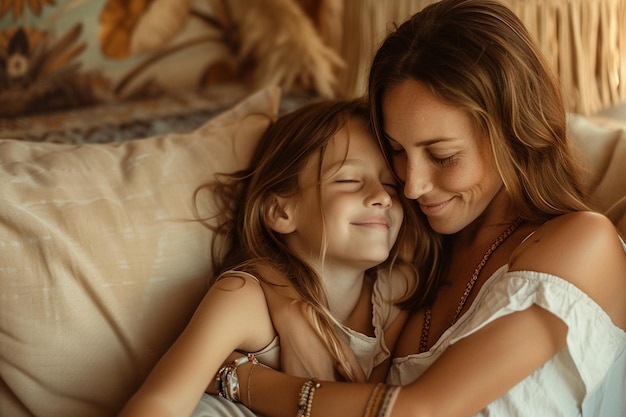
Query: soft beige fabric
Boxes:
[
  {"xmin": 568, "ymin": 113, "xmax": 626, "ymax": 236},
  {"xmin": 0, "ymin": 87, "xmax": 280, "ymax": 417}
]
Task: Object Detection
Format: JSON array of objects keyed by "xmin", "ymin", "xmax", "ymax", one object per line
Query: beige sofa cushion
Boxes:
[
  {"xmin": 0, "ymin": 87, "xmax": 280, "ymax": 417},
  {"xmin": 568, "ymin": 113, "xmax": 626, "ymax": 237}
]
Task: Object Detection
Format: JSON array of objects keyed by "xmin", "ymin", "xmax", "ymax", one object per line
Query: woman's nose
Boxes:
[{"xmin": 401, "ymin": 160, "xmax": 432, "ymax": 200}]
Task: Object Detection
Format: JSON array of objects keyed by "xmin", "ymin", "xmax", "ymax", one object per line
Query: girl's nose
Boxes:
[{"xmin": 365, "ymin": 183, "xmax": 393, "ymax": 208}]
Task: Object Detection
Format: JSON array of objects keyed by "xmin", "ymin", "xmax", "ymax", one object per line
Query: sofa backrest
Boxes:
[
  {"xmin": 0, "ymin": 87, "xmax": 280, "ymax": 417},
  {"xmin": 568, "ymin": 113, "xmax": 626, "ymax": 236}
]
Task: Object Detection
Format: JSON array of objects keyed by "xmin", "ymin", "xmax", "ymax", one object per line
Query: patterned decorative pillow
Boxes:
[{"xmin": 0, "ymin": 86, "xmax": 280, "ymax": 417}]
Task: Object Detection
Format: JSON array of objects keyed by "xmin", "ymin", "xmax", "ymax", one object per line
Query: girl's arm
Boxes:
[{"xmin": 119, "ymin": 274, "xmax": 275, "ymax": 417}]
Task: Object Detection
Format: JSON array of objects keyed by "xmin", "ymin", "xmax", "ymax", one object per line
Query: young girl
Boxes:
[{"xmin": 118, "ymin": 99, "xmax": 432, "ymax": 417}]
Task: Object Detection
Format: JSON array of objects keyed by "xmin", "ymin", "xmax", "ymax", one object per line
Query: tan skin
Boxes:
[
  {"xmin": 118, "ymin": 118, "xmax": 413, "ymax": 417},
  {"xmin": 220, "ymin": 80, "xmax": 626, "ymax": 417}
]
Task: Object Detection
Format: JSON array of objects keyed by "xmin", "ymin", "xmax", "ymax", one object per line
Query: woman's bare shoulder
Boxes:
[
  {"xmin": 510, "ymin": 211, "xmax": 626, "ymax": 326},
  {"xmin": 510, "ymin": 211, "xmax": 623, "ymax": 271}
]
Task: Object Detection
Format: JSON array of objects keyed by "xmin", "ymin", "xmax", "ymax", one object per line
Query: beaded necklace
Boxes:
[{"xmin": 418, "ymin": 218, "xmax": 523, "ymax": 353}]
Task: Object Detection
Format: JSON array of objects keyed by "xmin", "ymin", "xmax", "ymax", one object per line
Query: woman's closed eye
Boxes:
[{"xmin": 430, "ymin": 153, "xmax": 456, "ymax": 166}]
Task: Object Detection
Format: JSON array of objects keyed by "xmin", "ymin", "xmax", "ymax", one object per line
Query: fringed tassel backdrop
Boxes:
[{"xmin": 338, "ymin": 0, "xmax": 626, "ymax": 116}]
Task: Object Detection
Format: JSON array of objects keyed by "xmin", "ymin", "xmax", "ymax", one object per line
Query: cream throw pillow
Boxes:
[
  {"xmin": 568, "ymin": 113, "xmax": 626, "ymax": 236},
  {"xmin": 0, "ymin": 87, "xmax": 280, "ymax": 417}
]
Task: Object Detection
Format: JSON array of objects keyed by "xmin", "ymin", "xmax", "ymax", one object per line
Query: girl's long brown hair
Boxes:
[{"xmin": 195, "ymin": 99, "xmax": 430, "ymax": 380}]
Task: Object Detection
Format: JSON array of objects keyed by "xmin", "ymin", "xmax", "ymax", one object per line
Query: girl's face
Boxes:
[
  {"xmin": 286, "ymin": 117, "xmax": 404, "ymax": 272},
  {"xmin": 381, "ymin": 79, "xmax": 503, "ymax": 235}
]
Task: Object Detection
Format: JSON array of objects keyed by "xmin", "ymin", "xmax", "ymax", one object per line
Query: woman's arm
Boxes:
[
  {"xmin": 393, "ymin": 305, "xmax": 567, "ymax": 417},
  {"xmin": 234, "ymin": 303, "xmax": 566, "ymax": 417},
  {"xmin": 119, "ymin": 274, "xmax": 275, "ymax": 417}
]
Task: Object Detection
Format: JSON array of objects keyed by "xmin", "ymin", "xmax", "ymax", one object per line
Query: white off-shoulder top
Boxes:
[{"xmin": 388, "ymin": 266, "xmax": 626, "ymax": 417}]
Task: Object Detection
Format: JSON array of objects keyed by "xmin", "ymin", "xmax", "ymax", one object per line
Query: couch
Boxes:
[
  {"xmin": 1, "ymin": 85, "xmax": 626, "ymax": 417},
  {"xmin": 1, "ymin": 2, "xmax": 626, "ymax": 417}
]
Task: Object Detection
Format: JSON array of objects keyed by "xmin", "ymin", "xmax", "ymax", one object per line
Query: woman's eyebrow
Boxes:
[{"xmin": 383, "ymin": 132, "xmax": 457, "ymax": 147}]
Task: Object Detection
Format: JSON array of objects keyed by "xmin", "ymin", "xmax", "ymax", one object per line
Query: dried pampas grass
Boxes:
[{"xmin": 220, "ymin": 0, "xmax": 344, "ymax": 97}]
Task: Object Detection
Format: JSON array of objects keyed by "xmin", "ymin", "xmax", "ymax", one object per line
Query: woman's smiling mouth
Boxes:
[{"xmin": 419, "ymin": 198, "xmax": 453, "ymax": 215}]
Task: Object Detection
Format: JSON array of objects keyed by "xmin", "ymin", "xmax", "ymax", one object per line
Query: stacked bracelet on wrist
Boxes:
[
  {"xmin": 215, "ymin": 353, "xmax": 258, "ymax": 403},
  {"xmin": 364, "ymin": 383, "xmax": 400, "ymax": 417},
  {"xmin": 297, "ymin": 378, "xmax": 321, "ymax": 417}
]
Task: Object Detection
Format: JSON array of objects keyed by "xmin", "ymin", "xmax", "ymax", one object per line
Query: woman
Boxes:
[{"xmin": 208, "ymin": 1, "xmax": 626, "ymax": 416}]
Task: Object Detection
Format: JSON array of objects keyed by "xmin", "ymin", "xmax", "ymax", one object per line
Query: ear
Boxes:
[{"xmin": 265, "ymin": 193, "xmax": 297, "ymax": 234}]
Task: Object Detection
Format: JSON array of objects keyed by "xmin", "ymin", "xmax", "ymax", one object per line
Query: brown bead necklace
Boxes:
[{"xmin": 418, "ymin": 218, "xmax": 523, "ymax": 353}]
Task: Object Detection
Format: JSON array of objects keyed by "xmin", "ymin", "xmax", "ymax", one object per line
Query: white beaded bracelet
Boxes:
[{"xmin": 297, "ymin": 378, "xmax": 321, "ymax": 417}]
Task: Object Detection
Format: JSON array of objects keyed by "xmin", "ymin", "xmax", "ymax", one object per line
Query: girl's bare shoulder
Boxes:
[{"xmin": 207, "ymin": 270, "xmax": 267, "ymax": 307}]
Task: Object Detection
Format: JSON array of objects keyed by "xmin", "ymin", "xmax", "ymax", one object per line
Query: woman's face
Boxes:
[{"xmin": 381, "ymin": 79, "xmax": 503, "ymax": 235}]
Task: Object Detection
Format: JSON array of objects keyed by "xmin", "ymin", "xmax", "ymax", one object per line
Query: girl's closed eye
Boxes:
[
  {"xmin": 383, "ymin": 185, "xmax": 400, "ymax": 198},
  {"xmin": 381, "ymin": 177, "xmax": 398, "ymax": 190},
  {"xmin": 379, "ymin": 175, "xmax": 400, "ymax": 195},
  {"xmin": 333, "ymin": 178, "xmax": 364, "ymax": 190},
  {"xmin": 386, "ymin": 140, "xmax": 405, "ymax": 154}
]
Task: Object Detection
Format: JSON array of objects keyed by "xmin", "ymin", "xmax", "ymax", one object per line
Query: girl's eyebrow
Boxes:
[{"xmin": 325, "ymin": 158, "xmax": 363, "ymax": 172}]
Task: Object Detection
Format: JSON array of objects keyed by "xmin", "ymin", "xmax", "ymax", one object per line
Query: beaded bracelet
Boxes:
[
  {"xmin": 364, "ymin": 384, "xmax": 386, "ymax": 417},
  {"xmin": 378, "ymin": 385, "xmax": 400, "ymax": 417},
  {"xmin": 363, "ymin": 383, "xmax": 400, "ymax": 417},
  {"xmin": 296, "ymin": 378, "xmax": 321, "ymax": 417},
  {"xmin": 215, "ymin": 353, "xmax": 258, "ymax": 402}
]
